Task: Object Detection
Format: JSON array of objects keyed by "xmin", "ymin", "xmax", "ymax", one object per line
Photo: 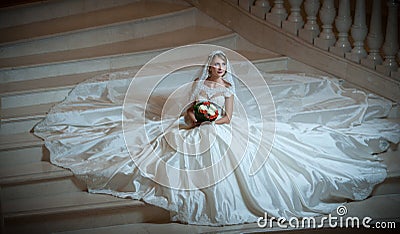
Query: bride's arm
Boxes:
[
  {"xmin": 187, "ymin": 78, "xmax": 200, "ymax": 125},
  {"xmin": 187, "ymin": 104, "xmax": 197, "ymax": 125},
  {"xmin": 215, "ymin": 95, "xmax": 233, "ymax": 125}
]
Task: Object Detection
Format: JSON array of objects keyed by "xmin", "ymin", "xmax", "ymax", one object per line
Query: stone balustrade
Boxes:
[{"xmin": 239, "ymin": 0, "xmax": 400, "ymax": 79}]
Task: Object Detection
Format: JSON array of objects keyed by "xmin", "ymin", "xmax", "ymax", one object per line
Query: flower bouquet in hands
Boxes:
[{"xmin": 193, "ymin": 101, "xmax": 219, "ymax": 123}]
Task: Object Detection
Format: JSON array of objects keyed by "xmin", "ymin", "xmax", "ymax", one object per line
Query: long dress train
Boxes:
[{"xmin": 34, "ymin": 69, "xmax": 399, "ymax": 226}]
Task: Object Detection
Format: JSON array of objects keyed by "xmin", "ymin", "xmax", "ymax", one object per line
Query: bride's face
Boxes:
[{"xmin": 209, "ymin": 55, "xmax": 227, "ymax": 78}]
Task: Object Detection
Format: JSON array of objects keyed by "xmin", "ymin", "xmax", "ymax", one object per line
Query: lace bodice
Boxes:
[{"xmin": 195, "ymin": 82, "xmax": 233, "ymax": 108}]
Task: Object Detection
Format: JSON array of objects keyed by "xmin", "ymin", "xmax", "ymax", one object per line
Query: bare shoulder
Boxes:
[{"xmin": 194, "ymin": 77, "xmax": 200, "ymax": 81}]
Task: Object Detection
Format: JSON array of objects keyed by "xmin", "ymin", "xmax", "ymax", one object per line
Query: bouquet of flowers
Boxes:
[{"xmin": 193, "ymin": 101, "xmax": 219, "ymax": 122}]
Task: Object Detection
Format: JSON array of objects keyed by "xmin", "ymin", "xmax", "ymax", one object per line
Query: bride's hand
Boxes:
[
  {"xmin": 186, "ymin": 105, "xmax": 199, "ymax": 127},
  {"xmin": 190, "ymin": 116, "xmax": 200, "ymax": 127}
]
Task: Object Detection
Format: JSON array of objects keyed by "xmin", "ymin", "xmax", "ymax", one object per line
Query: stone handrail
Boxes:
[{"xmin": 241, "ymin": 0, "xmax": 399, "ymax": 78}]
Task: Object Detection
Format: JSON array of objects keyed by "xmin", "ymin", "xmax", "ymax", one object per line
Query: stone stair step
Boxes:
[
  {"xmin": 0, "ymin": 29, "xmax": 236, "ymax": 84},
  {"xmin": 382, "ymin": 149, "xmax": 400, "ymax": 178},
  {"xmin": 3, "ymin": 191, "xmax": 115, "ymax": 216},
  {"xmin": 57, "ymin": 222, "xmax": 264, "ymax": 234},
  {"xmin": 1, "ymin": 85, "xmax": 72, "ymax": 109},
  {"xmin": 0, "ymin": 161, "xmax": 71, "ymax": 186},
  {"xmin": 0, "ymin": 146, "xmax": 44, "ymax": 168},
  {"xmin": 372, "ymin": 177, "xmax": 400, "ymax": 196},
  {"xmin": 0, "ymin": 132, "xmax": 41, "ymax": 150},
  {"xmin": 54, "ymin": 194, "xmax": 400, "ymax": 234},
  {"xmin": 0, "ymin": 1, "xmax": 190, "ymax": 46},
  {"xmin": 0, "ymin": 161, "xmax": 83, "ymax": 201},
  {"xmin": 3, "ymin": 191, "xmax": 171, "ymax": 234},
  {"xmin": 0, "ymin": 0, "xmax": 140, "ymax": 28},
  {"xmin": 1, "ymin": 102, "xmax": 54, "ymax": 122},
  {"xmin": 0, "ymin": 70, "xmax": 105, "ymax": 96},
  {"xmin": 1, "ymin": 175, "xmax": 84, "ymax": 201},
  {"xmin": 1, "ymin": 6, "xmax": 197, "ymax": 60},
  {"xmin": 0, "ymin": 26, "xmax": 232, "ymax": 69},
  {"xmin": 0, "ymin": 118, "xmax": 42, "ymax": 135},
  {"xmin": 341, "ymin": 194, "xmax": 400, "ymax": 222},
  {"xmin": 373, "ymin": 149, "xmax": 400, "ymax": 196}
]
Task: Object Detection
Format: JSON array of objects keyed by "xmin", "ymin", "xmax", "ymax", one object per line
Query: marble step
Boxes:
[
  {"xmin": 1, "ymin": 175, "xmax": 85, "ymax": 201},
  {"xmin": 0, "ymin": 118, "xmax": 43, "ymax": 135},
  {"xmin": 0, "ymin": 28, "xmax": 235, "ymax": 84},
  {"xmin": 55, "ymin": 194, "xmax": 400, "ymax": 234},
  {"xmin": 0, "ymin": 133, "xmax": 44, "ymax": 174},
  {"xmin": 0, "ymin": 146, "xmax": 45, "ymax": 169},
  {"xmin": 0, "ymin": 0, "xmax": 152, "ymax": 28},
  {"xmin": 0, "ymin": 132, "xmax": 41, "ymax": 151},
  {"xmin": 0, "ymin": 70, "xmax": 109, "ymax": 97},
  {"xmin": 2, "ymin": 191, "xmax": 171, "ymax": 234},
  {"xmin": 0, "ymin": 161, "xmax": 82, "ymax": 201},
  {"xmin": 1, "ymin": 102, "xmax": 55, "ymax": 122},
  {"xmin": 0, "ymin": 1, "xmax": 190, "ymax": 46},
  {"xmin": 374, "ymin": 149, "xmax": 400, "ymax": 195},
  {"xmin": 0, "ymin": 27, "xmax": 231, "ymax": 71},
  {"xmin": 0, "ymin": 3, "xmax": 195, "ymax": 58},
  {"xmin": 0, "ymin": 161, "xmax": 71, "ymax": 186}
]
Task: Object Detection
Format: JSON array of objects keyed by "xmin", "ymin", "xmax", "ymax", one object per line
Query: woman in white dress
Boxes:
[{"xmin": 34, "ymin": 46, "xmax": 399, "ymax": 226}]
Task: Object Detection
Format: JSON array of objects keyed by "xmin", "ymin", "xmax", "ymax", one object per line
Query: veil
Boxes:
[{"xmin": 189, "ymin": 50, "xmax": 236, "ymax": 103}]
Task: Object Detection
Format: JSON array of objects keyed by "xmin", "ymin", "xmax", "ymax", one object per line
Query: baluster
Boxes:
[
  {"xmin": 377, "ymin": 0, "xmax": 399, "ymax": 77},
  {"xmin": 361, "ymin": 0, "xmax": 384, "ymax": 69},
  {"xmin": 299, "ymin": 0, "xmax": 321, "ymax": 43},
  {"xmin": 314, "ymin": 0, "xmax": 336, "ymax": 50},
  {"xmin": 239, "ymin": 0, "xmax": 254, "ymax": 12},
  {"xmin": 266, "ymin": 0, "xmax": 288, "ymax": 27},
  {"xmin": 251, "ymin": 0, "xmax": 271, "ymax": 19},
  {"xmin": 330, "ymin": 0, "xmax": 352, "ymax": 57},
  {"xmin": 345, "ymin": 0, "xmax": 368, "ymax": 63},
  {"xmin": 282, "ymin": 0, "xmax": 304, "ymax": 35}
]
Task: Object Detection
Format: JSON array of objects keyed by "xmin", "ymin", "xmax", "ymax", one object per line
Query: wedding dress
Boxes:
[{"xmin": 34, "ymin": 48, "xmax": 400, "ymax": 226}]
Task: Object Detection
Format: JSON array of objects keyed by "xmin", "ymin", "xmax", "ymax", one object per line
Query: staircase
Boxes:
[{"xmin": 0, "ymin": 0, "xmax": 399, "ymax": 233}]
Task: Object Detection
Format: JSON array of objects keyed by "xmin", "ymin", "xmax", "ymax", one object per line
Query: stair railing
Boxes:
[{"xmin": 236, "ymin": 0, "xmax": 400, "ymax": 79}]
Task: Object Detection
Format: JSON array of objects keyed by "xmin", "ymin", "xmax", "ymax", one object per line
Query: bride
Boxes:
[{"xmin": 34, "ymin": 45, "xmax": 399, "ymax": 226}]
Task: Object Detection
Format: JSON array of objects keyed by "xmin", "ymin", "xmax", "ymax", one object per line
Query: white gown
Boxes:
[{"xmin": 34, "ymin": 70, "xmax": 400, "ymax": 226}]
